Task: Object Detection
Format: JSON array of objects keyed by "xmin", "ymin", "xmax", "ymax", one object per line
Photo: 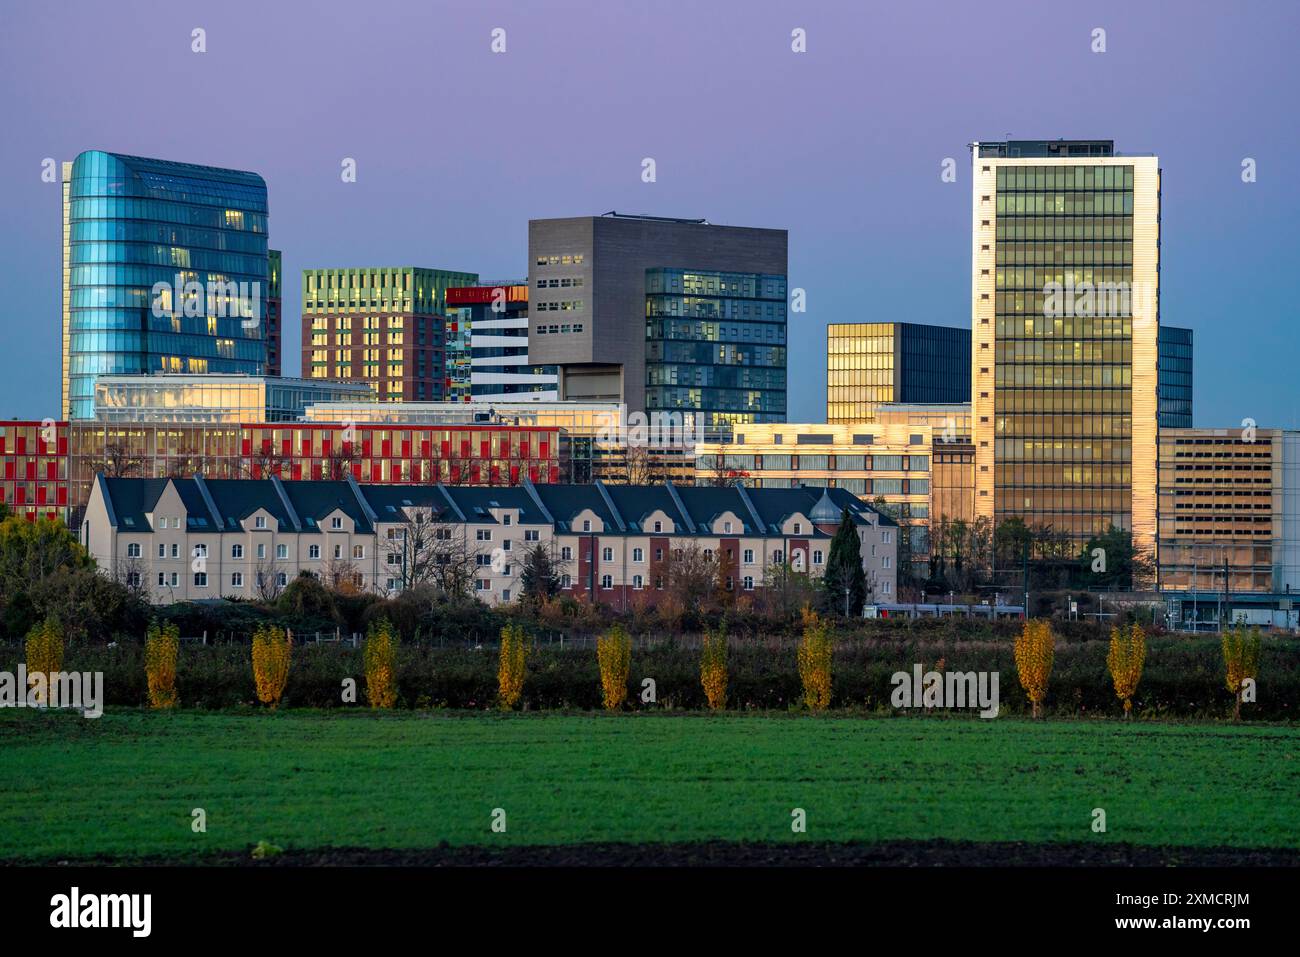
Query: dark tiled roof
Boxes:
[
  {"xmin": 199, "ymin": 479, "xmax": 294, "ymax": 532},
  {"xmin": 95, "ymin": 477, "xmax": 897, "ymax": 535},
  {"xmin": 100, "ymin": 478, "xmax": 170, "ymax": 531},
  {"xmin": 529, "ymin": 484, "xmax": 615, "ymax": 532},
  {"xmin": 600, "ymin": 484, "xmax": 687, "ymax": 532},
  {"xmin": 673, "ymin": 485, "xmax": 756, "ymax": 534},
  {"xmin": 280, "ymin": 480, "xmax": 372, "ymax": 533},
  {"xmin": 439, "ymin": 485, "xmax": 547, "ymax": 525}
]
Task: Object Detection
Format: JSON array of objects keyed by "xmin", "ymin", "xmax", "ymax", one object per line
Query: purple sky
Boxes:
[{"xmin": 2, "ymin": 0, "xmax": 1297, "ymax": 425}]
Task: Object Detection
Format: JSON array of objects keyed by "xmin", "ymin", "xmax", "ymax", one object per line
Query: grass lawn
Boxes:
[{"xmin": 1, "ymin": 710, "xmax": 1298, "ymax": 862}]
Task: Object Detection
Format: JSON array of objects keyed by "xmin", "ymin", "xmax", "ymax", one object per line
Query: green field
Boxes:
[{"xmin": 1, "ymin": 710, "xmax": 1298, "ymax": 862}]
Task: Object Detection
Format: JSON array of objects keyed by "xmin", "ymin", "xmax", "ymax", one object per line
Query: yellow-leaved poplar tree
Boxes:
[
  {"xmin": 363, "ymin": 618, "xmax": 399, "ymax": 709},
  {"xmin": 144, "ymin": 620, "xmax": 181, "ymax": 709},
  {"xmin": 498, "ymin": 623, "xmax": 529, "ymax": 710},
  {"xmin": 1014, "ymin": 618, "xmax": 1055, "ymax": 718},
  {"xmin": 1106, "ymin": 622, "xmax": 1146, "ymax": 718},
  {"xmin": 251, "ymin": 625, "xmax": 292, "ymax": 709},
  {"xmin": 25, "ymin": 617, "xmax": 64, "ymax": 707},
  {"xmin": 700, "ymin": 621, "xmax": 729, "ymax": 711},
  {"xmin": 797, "ymin": 607, "xmax": 833, "ymax": 712},
  {"xmin": 596, "ymin": 624, "xmax": 632, "ymax": 711},
  {"xmin": 1221, "ymin": 622, "xmax": 1261, "ymax": 722}
]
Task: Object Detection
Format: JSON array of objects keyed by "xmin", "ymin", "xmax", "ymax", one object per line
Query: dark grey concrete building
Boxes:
[{"xmin": 527, "ymin": 212, "xmax": 788, "ymax": 423}]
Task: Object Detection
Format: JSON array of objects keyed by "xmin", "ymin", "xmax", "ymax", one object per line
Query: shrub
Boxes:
[
  {"xmin": 363, "ymin": 619, "xmax": 399, "ymax": 709},
  {"xmin": 1014, "ymin": 619, "xmax": 1055, "ymax": 718},
  {"xmin": 1222, "ymin": 623, "xmax": 1261, "ymax": 721},
  {"xmin": 497, "ymin": 623, "xmax": 529, "ymax": 710},
  {"xmin": 1106, "ymin": 622, "xmax": 1146, "ymax": 718},
  {"xmin": 596, "ymin": 624, "xmax": 632, "ymax": 711},
  {"xmin": 796, "ymin": 608, "xmax": 833, "ymax": 712},
  {"xmin": 24, "ymin": 617, "xmax": 64, "ymax": 706},
  {"xmin": 144, "ymin": 620, "xmax": 181, "ymax": 709},
  {"xmin": 700, "ymin": 621, "xmax": 729, "ymax": 711},
  {"xmin": 251, "ymin": 625, "xmax": 292, "ymax": 708}
]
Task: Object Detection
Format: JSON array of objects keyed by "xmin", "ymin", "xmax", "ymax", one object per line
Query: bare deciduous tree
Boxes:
[
  {"xmin": 91, "ymin": 442, "xmax": 146, "ymax": 479},
  {"xmin": 254, "ymin": 557, "xmax": 286, "ymax": 601}
]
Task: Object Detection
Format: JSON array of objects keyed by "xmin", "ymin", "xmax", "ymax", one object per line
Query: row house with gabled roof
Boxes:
[{"xmin": 82, "ymin": 476, "xmax": 896, "ymax": 608}]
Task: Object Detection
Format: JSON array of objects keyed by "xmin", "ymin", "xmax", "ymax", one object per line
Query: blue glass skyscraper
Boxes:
[{"xmin": 62, "ymin": 150, "xmax": 269, "ymax": 418}]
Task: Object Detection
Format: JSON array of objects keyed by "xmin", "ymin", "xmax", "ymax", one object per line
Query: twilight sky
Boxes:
[{"xmin": 1, "ymin": 0, "xmax": 1296, "ymax": 426}]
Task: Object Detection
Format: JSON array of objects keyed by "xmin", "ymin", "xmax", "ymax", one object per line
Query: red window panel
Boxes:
[
  {"xmin": 261, "ymin": 439, "xmax": 272, "ymax": 455},
  {"xmin": 528, "ymin": 465, "xmax": 539, "ymax": 483},
  {"xmin": 401, "ymin": 439, "xmax": 410, "ymax": 457},
  {"xmin": 46, "ymin": 462, "xmax": 57, "ymax": 480},
  {"xmin": 4, "ymin": 462, "xmax": 12, "ymax": 480},
  {"xmin": 311, "ymin": 463, "xmax": 322, "ymax": 481},
  {"xmin": 322, "ymin": 438, "xmax": 332, "ymax": 456},
  {"xmin": 450, "ymin": 464, "xmax": 461, "ymax": 484},
  {"xmin": 281, "ymin": 438, "xmax": 292, "ymax": 457},
  {"xmin": 371, "ymin": 461, "xmax": 381, "ymax": 481},
  {"xmin": 549, "ymin": 466, "xmax": 559, "ymax": 483},
  {"xmin": 16, "ymin": 486, "xmax": 25, "ymax": 504},
  {"xmin": 242, "ymin": 438, "xmax": 252, "ymax": 457},
  {"xmin": 421, "ymin": 439, "xmax": 430, "ymax": 458},
  {"xmin": 351, "ymin": 461, "xmax": 362, "ymax": 480},
  {"xmin": 0, "ymin": 437, "xmax": 5, "ymax": 453},
  {"xmin": 362, "ymin": 439, "xmax": 372, "ymax": 457},
  {"xmin": 57, "ymin": 486, "xmax": 67, "ymax": 506},
  {"xmin": 252, "ymin": 464, "xmax": 262, "ymax": 479},
  {"xmin": 479, "ymin": 440, "xmax": 489, "ymax": 459},
  {"xmin": 381, "ymin": 439, "xmax": 392, "ymax": 457},
  {"xmin": 16, "ymin": 437, "xmax": 25, "ymax": 454},
  {"xmin": 26, "ymin": 461, "xmax": 36, "ymax": 480},
  {"xmin": 37, "ymin": 486, "xmax": 47, "ymax": 505},
  {"xmin": 291, "ymin": 463, "xmax": 302, "ymax": 481},
  {"xmin": 509, "ymin": 464, "xmax": 519, "ymax": 484},
  {"xmin": 470, "ymin": 464, "xmax": 480, "ymax": 484},
  {"xmin": 460, "ymin": 440, "xmax": 470, "ymax": 458},
  {"xmin": 490, "ymin": 465, "xmax": 500, "ymax": 484},
  {"xmin": 301, "ymin": 439, "xmax": 311, "ymax": 457},
  {"xmin": 57, "ymin": 437, "xmax": 67, "ymax": 455},
  {"xmin": 539, "ymin": 441, "xmax": 549, "ymax": 459},
  {"xmin": 441, "ymin": 440, "xmax": 450, "ymax": 458},
  {"xmin": 520, "ymin": 439, "xmax": 529, "ymax": 459}
]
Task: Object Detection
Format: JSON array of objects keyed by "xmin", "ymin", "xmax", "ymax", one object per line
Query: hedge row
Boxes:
[{"xmin": 5, "ymin": 635, "xmax": 1297, "ymax": 719}]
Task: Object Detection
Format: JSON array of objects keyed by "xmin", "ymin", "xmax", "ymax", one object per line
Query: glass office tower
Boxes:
[
  {"xmin": 827, "ymin": 322, "xmax": 971, "ymax": 424},
  {"xmin": 644, "ymin": 268, "xmax": 787, "ymax": 428},
  {"xmin": 62, "ymin": 150, "xmax": 270, "ymax": 419},
  {"xmin": 1157, "ymin": 324, "xmax": 1193, "ymax": 428},
  {"xmin": 971, "ymin": 140, "xmax": 1160, "ymax": 561}
]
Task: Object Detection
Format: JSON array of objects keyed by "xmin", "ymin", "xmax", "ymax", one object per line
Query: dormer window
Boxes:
[
  {"xmin": 255, "ymin": 516, "xmax": 267, "ymax": 529},
  {"xmin": 653, "ymin": 521, "xmax": 662, "ymax": 533},
  {"xmin": 331, "ymin": 517, "xmax": 343, "ymax": 530},
  {"xmin": 582, "ymin": 520, "xmax": 591, "ymax": 532},
  {"xmin": 723, "ymin": 521, "xmax": 733, "ymax": 534},
  {"xmin": 793, "ymin": 522, "xmax": 802, "ymax": 535}
]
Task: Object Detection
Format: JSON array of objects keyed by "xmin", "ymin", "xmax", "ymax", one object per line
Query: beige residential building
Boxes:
[{"xmin": 82, "ymin": 477, "xmax": 897, "ymax": 608}]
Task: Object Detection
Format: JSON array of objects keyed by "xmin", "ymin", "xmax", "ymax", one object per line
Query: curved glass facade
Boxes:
[{"xmin": 62, "ymin": 150, "xmax": 269, "ymax": 418}]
